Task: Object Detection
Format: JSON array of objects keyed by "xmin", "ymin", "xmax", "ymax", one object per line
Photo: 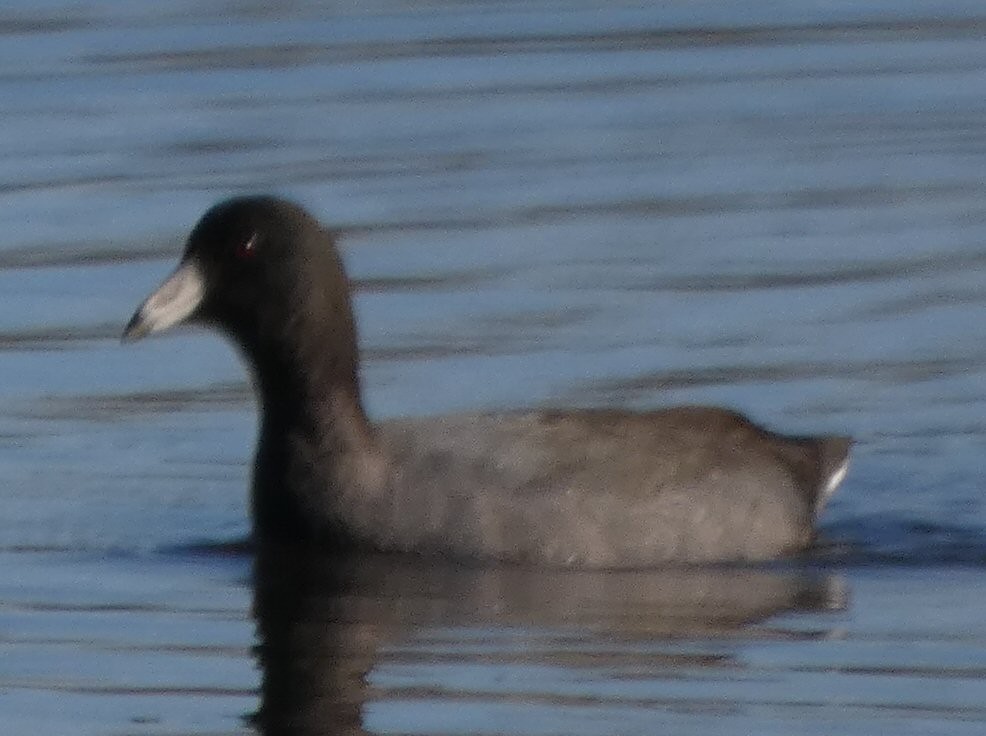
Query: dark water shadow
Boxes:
[
  {"xmin": 248, "ymin": 543, "xmax": 846, "ymax": 736},
  {"xmin": 818, "ymin": 515, "xmax": 986, "ymax": 566}
]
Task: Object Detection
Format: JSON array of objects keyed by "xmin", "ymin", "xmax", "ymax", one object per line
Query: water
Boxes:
[{"xmin": 2, "ymin": 0, "xmax": 986, "ymax": 733}]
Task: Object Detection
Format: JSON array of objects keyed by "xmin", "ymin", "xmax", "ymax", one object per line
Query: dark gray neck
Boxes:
[{"xmin": 246, "ymin": 335, "xmax": 386, "ymax": 544}]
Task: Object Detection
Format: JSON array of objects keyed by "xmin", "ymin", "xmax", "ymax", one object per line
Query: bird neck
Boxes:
[{"xmin": 248, "ymin": 334, "xmax": 389, "ymax": 544}]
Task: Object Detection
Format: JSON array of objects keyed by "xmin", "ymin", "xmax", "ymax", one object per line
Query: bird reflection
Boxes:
[{"xmin": 250, "ymin": 544, "xmax": 848, "ymax": 736}]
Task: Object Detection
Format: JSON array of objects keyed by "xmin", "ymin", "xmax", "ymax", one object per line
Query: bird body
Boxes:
[{"xmin": 125, "ymin": 196, "xmax": 850, "ymax": 567}]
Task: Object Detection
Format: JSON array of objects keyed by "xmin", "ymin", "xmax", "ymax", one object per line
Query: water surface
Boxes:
[{"xmin": 2, "ymin": 1, "xmax": 986, "ymax": 733}]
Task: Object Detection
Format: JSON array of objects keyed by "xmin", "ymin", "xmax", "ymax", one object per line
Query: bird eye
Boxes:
[{"xmin": 235, "ymin": 233, "xmax": 259, "ymax": 260}]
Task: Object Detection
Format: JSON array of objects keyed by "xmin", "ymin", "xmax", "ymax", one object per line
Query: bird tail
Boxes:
[{"xmin": 813, "ymin": 436, "xmax": 852, "ymax": 514}]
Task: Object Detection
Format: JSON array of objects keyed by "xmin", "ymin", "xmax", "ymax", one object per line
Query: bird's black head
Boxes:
[{"xmin": 124, "ymin": 196, "xmax": 360, "ymax": 384}]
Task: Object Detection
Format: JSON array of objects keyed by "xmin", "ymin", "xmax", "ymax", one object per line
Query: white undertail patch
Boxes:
[{"xmin": 818, "ymin": 456, "xmax": 850, "ymax": 511}]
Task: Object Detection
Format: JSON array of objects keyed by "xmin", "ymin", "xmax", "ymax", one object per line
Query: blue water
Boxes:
[{"xmin": 2, "ymin": 1, "xmax": 986, "ymax": 733}]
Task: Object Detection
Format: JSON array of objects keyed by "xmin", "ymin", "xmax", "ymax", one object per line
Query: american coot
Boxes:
[{"xmin": 124, "ymin": 196, "xmax": 851, "ymax": 567}]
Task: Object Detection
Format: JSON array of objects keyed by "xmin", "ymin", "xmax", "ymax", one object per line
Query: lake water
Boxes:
[{"xmin": 2, "ymin": 1, "xmax": 986, "ymax": 733}]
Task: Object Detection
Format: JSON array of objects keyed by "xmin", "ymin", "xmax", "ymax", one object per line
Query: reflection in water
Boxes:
[
  {"xmin": 6, "ymin": 0, "xmax": 986, "ymax": 733},
  {"xmin": 252, "ymin": 544, "xmax": 373, "ymax": 736},
  {"xmin": 251, "ymin": 544, "xmax": 846, "ymax": 735}
]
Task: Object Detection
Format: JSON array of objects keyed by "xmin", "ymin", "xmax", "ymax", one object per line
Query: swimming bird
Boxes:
[{"xmin": 123, "ymin": 196, "xmax": 851, "ymax": 567}]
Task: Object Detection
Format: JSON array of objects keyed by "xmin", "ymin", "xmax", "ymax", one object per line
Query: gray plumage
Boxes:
[{"xmin": 124, "ymin": 196, "xmax": 851, "ymax": 567}]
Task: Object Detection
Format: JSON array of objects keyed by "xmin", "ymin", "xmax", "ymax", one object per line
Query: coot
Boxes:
[{"xmin": 124, "ymin": 196, "xmax": 850, "ymax": 567}]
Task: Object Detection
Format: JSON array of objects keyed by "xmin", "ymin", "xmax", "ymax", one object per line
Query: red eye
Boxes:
[{"xmin": 235, "ymin": 233, "xmax": 258, "ymax": 260}]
